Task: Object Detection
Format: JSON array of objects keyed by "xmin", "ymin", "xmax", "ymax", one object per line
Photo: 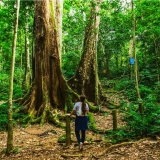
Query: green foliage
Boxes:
[
  {"xmin": 1, "ymin": 146, "xmax": 22, "ymax": 155},
  {"xmin": 106, "ymin": 128, "xmax": 133, "ymax": 144},
  {"xmin": 139, "ymin": 84, "xmax": 152, "ymax": 99},
  {"xmin": 58, "ymin": 134, "xmax": 66, "ymax": 143},
  {"xmin": 139, "ymin": 68, "xmax": 157, "ymax": 87},
  {"xmin": 11, "ymin": 146, "xmax": 22, "ymax": 154},
  {"xmin": 98, "ymin": 0, "xmax": 132, "ymax": 79},
  {"xmin": 0, "ymin": 104, "xmax": 8, "ymax": 131},
  {"xmin": 0, "ymin": 0, "xmax": 160, "ymax": 144},
  {"xmin": 116, "ymin": 78, "xmax": 137, "ymax": 101},
  {"xmin": 87, "ymin": 112, "xmax": 96, "ymax": 130},
  {"xmin": 154, "ymin": 84, "xmax": 160, "ymax": 102},
  {"xmin": 0, "ymin": 79, "xmax": 23, "ymax": 101},
  {"xmin": 0, "ymin": 103, "xmax": 26, "ymax": 131},
  {"xmin": 0, "ymin": 73, "xmax": 9, "ymax": 100},
  {"xmin": 62, "ymin": 52, "xmax": 80, "ymax": 79},
  {"xmin": 0, "ymin": 68, "xmax": 26, "ymax": 101},
  {"xmin": 62, "ymin": 0, "xmax": 88, "ymax": 79},
  {"xmin": 106, "ymin": 94, "xmax": 160, "ymax": 142},
  {"xmin": 121, "ymin": 98, "xmax": 160, "ymax": 137}
]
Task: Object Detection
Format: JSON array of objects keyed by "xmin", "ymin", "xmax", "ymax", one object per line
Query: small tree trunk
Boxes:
[
  {"xmin": 104, "ymin": 46, "xmax": 111, "ymax": 80},
  {"xmin": 115, "ymin": 55, "xmax": 118, "ymax": 69},
  {"xmin": 19, "ymin": 31, "xmax": 23, "ymax": 92},
  {"xmin": 131, "ymin": 0, "xmax": 144, "ymax": 116},
  {"xmin": 65, "ymin": 115, "xmax": 71, "ymax": 146},
  {"xmin": 112, "ymin": 109, "xmax": 117, "ymax": 131},
  {"xmin": 7, "ymin": 0, "xmax": 20, "ymax": 153},
  {"xmin": 129, "ymin": 39, "xmax": 134, "ymax": 79}
]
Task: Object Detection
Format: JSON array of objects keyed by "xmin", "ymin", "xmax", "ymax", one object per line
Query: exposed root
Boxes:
[
  {"xmin": 16, "ymin": 84, "xmax": 101, "ymax": 130},
  {"xmin": 87, "ymin": 101, "xmax": 99, "ymax": 112},
  {"xmin": 31, "ymin": 116, "xmax": 41, "ymax": 124},
  {"xmin": 97, "ymin": 141, "xmax": 135, "ymax": 157},
  {"xmin": 16, "ymin": 104, "xmax": 66, "ymax": 129},
  {"xmin": 156, "ymin": 136, "xmax": 160, "ymax": 140},
  {"xmin": 19, "ymin": 91, "xmax": 31, "ymax": 106},
  {"xmin": 18, "ymin": 127, "xmax": 57, "ymax": 137},
  {"xmin": 101, "ymin": 95, "xmax": 122, "ymax": 108},
  {"xmin": 39, "ymin": 105, "xmax": 49, "ymax": 126},
  {"xmin": 48, "ymin": 110, "xmax": 65, "ymax": 128},
  {"xmin": 61, "ymin": 153, "xmax": 84, "ymax": 158},
  {"xmin": 89, "ymin": 128, "xmax": 110, "ymax": 134},
  {"xmin": 97, "ymin": 138, "xmax": 152, "ymax": 157},
  {"xmin": 20, "ymin": 114, "xmax": 36, "ymax": 126}
]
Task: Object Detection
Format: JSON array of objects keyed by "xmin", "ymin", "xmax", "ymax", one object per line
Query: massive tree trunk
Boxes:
[
  {"xmin": 54, "ymin": 0, "xmax": 63, "ymax": 64},
  {"xmin": 68, "ymin": 0, "xmax": 102, "ymax": 103},
  {"xmin": 20, "ymin": 0, "xmax": 75, "ymax": 125}
]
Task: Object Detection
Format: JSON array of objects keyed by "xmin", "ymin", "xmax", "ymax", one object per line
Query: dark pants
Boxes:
[{"xmin": 75, "ymin": 130, "xmax": 86, "ymax": 144}]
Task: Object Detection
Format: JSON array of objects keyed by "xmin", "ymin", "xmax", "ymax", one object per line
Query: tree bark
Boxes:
[
  {"xmin": 65, "ymin": 115, "xmax": 71, "ymax": 146},
  {"xmin": 21, "ymin": 0, "xmax": 76, "ymax": 125},
  {"xmin": 7, "ymin": 0, "xmax": 20, "ymax": 153},
  {"xmin": 68, "ymin": 0, "xmax": 102, "ymax": 103},
  {"xmin": 112, "ymin": 109, "xmax": 117, "ymax": 130},
  {"xmin": 25, "ymin": 14, "xmax": 32, "ymax": 90},
  {"xmin": 129, "ymin": 39, "xmax": 134, "ymax": 79},
  {"xmin": 53, "ymin": 0, "xmax": 63, "ymax": 64},
  {"xmin": 131, "ymin": 0, "xmax": 144, "ymax": 116}
]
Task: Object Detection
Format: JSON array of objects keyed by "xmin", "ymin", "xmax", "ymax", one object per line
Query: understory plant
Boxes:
[
  {"xmin": 0, "ymin": 103, "xmax": 26, "ymax": 131},
  {"xmin": 121, "ymin": 94, "xmax": 160, "ymax": 137},
  {"xmin": 106, "ymin": 127, "xmax": 133, "ymax": 144}
]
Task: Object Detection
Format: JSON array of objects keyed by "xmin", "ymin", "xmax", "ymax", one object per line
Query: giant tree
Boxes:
[
  {"xmin": 20, "ymin": 0, "xmax": 76, "ymax": 125},
  {"xmin": 68, "ymin": 0, "xmax": 102, "ymax": 104}
]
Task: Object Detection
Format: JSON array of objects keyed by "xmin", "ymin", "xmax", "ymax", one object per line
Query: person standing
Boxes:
[{"xmin": 70, "ymin": 95, "xmax": 89, "ymax": 150}]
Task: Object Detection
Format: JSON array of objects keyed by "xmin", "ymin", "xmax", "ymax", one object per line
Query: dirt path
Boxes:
[{"xmin": 0, "ymin": 118, "xmax": 160, "ymax": 160}]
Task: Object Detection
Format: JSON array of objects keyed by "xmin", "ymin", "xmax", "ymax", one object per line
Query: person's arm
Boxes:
[
  {"xmin": 70, "ymin": 102, "xmax": 77, "ymax": 116},
  {"xmin": 85, "ymin": 110, "xmax": 89, "ymax": 114},
  {"xmin": 70, "ymin": 110, "xmax": 76, "ymax": 116},
  {"xmin": 85, "ymin": 104, "xmax": 89, "ymax": 115}
]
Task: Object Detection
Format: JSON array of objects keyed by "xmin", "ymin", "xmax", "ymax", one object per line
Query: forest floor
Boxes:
[{"xmin": 0, "ymin": 108, "xmax": 160, "ymax": 160}]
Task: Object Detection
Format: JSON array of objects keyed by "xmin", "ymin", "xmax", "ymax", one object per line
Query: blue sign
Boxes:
[{"xmin": 129, "ymin": 57, "xmax": 135, "ymax": 65}]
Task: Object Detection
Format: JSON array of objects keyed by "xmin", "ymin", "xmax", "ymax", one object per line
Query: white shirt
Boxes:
[{"xmin": 73, "ymin": 102, "xmax": 89, "ymax": 116}]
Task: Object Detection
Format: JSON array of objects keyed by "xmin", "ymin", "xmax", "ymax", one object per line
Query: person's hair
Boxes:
[{"xmin": 80, "ymin": 95, "xmax": 86, "ymax": 115}]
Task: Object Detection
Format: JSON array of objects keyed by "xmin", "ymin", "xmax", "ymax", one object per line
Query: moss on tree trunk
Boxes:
[
  {"xmin": 19, "ymin": 0, "xmax": 79, "ymax": 125},
  {"xmin": 68, "ymin": 0, "xmax": 102, "ymax": 103}
]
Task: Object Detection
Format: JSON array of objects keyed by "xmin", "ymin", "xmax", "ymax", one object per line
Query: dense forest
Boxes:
[{"xmin": 0, "ymin": 0, "xmax": 160, "ymax": 159}]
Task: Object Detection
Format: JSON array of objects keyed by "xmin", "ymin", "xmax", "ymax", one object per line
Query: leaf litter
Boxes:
[{"xmin": 0, "ymin": 112, "xmax": 160, "ymax": 160}]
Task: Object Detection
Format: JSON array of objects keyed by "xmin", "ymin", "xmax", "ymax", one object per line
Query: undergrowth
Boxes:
[
  {"xmin": 0, "ymin": 103, "xmax": 26, "ymax": 131},
  {"xmin": 103, "ymin": 78, "xmax": 160, "ymax": 143}
]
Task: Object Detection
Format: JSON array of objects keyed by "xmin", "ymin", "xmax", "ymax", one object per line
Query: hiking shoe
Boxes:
[{"xmin": 79, "ymin": 142, "xmax": 83, "ymax": 151}]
